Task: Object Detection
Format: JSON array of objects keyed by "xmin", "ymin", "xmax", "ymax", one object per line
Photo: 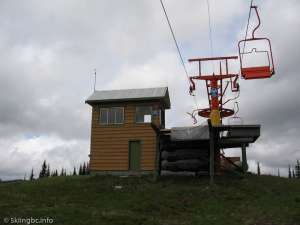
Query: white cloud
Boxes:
[{"xmin": 0, "ymin": 135, "xmax": 89, "ymax": 180}]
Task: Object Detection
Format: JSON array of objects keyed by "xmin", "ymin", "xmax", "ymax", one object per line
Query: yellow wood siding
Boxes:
[{"xmin": 89, "ymin": 102, "xmax": 161, "ymax": 171}]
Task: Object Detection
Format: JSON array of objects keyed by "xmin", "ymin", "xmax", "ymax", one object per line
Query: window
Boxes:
[
  {"xmin": 115, "ymin": 107, "xmax": 124, "ymax": 124},
  {"xmin": 136, "ymin": 106, "xmax": 152, "ymax": 123},
  {"xmin": 100, "ymin": 108, "xmax": 109, "ymax": 124},
  {"xmin": 100, "ymin": 107, "xmax": 124, "ymax": 125}
]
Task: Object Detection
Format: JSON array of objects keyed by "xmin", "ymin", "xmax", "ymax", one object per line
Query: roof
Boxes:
[{"xmin": 85, "ymin": 87, "xmax": 171, "ymax": 109}]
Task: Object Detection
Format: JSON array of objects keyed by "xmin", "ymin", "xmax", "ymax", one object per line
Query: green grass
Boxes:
[{"xmin": 0, "ymin": 175, "xmax": 299, "ymax": 225}]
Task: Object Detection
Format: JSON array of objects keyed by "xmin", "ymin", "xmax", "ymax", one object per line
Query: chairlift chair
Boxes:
[
  {"xmin": 238, "ymin": 5, "xmax": 275, "ymax": 80},
  {"xmin": 228, "ymin": 115, "xmax": 244, "ymax": 125},
  {"xmin": 228, "ymin": 102, "xmax": 243, "ymax": 125}
]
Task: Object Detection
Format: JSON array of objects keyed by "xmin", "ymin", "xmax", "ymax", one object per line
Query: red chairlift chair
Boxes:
[{"xmin": 238, "ymin": 5, "xmax": 275, "ymax": 80}]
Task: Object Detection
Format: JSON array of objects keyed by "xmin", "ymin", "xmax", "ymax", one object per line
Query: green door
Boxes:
[{"xmin": 129, "ymin": 141, "xmax": 141, "ymax": 171}]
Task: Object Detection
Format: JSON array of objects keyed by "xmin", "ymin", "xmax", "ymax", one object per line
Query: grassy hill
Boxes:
[{"xmin": 0, "ymin": 175, "xmax": 299, "ymax": 225}]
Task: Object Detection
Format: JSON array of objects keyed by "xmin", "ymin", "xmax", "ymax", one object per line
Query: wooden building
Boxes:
[{"xmin": 85, "ymin": 87, "xmax": 170, "ymax": 175}]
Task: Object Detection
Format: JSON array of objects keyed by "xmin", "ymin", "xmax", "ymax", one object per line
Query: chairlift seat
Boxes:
[
  {"xmin": 238, "ymin": 5, "xmax": 275, "ymax": 80},
  {"xmin": 228, "ymin": 116, "xmax": 244, "ymax": 125},
  {"xmin": 241, "ymin": 66, "xmax": 272, "ymax": 79}
]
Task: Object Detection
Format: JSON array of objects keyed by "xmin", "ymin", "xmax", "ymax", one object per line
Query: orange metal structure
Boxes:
[
  {"xmin": 187, "ymin": 4, "xmax": 275, "ymax": 125},
  {"xmin": 188, "ymin": 56, "xmax": 239, "ymax": 126},
  {"xmin": 238, "ymin": 5, "xmax": 275, "ymax": 79}
]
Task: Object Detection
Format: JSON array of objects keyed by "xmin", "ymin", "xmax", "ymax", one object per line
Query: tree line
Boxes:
[
  {"xmin": 288, "ymin": 160, "xmax": 300, "ymax": 178},
  {"xmin": 256, "ymin": 160, "xmax": 300, "ymax": 178},
  {"xmin": 25, "ymin": 159, "xmax": 300, "ymax": 180},
  {"xmin": 29, "ymin": 160, "xmax": 90, "ymax": 180}
]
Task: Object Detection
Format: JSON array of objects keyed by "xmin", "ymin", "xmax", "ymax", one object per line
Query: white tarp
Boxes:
[{"xmin": 170, "ymin": 125, "xmax": 209, "ymax": 141}]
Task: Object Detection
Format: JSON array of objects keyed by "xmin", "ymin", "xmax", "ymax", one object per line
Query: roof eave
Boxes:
[{"xmin": 85, "ymin": 97, "xmax": 170, "ymax": 108}]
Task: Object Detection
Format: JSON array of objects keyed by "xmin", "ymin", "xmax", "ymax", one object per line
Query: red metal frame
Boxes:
[
  {"xmin": 188, "ymin": 56, "xmax": 239, "ymax": 122},
  {"xmin": 238, "ymin": 5, "xmax": 275, "ymax": 79},
  {"xmin": 187, "ymin": 5, "xmax": 276, "ymax": 123},
  {"xmin": 198, "ymin": 108, "xmax": 234, "ymax": 118}
]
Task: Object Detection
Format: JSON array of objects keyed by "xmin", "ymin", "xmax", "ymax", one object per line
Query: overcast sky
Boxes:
[{"xmin": 0, "ymin": 0, "xmax": 299, "ymax": 180}]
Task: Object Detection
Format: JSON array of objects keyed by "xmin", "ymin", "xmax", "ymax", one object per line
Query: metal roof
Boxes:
[{"xmin": 85, "ymin": 87, "xmax": 171, "ymax": 109}]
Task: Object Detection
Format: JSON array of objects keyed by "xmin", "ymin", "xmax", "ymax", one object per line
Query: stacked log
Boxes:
[
  {"xmin": 161, "ymin": 149, "xmax": 208, "ymax": 162},
  {"xmin": 161, "ymin": 159, "xmax": 208, "ymax": 172},
  {"xmin": 160, "ymin": 136, "xmax": 209, "ymax": 172}
]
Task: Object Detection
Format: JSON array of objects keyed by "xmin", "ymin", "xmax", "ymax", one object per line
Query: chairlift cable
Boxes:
[
  {"xmin": 159, "ymin": 0, "xmax": 199, "ymax": 109},
  {"xmin": 242, "ymin": 0, "xmax": 254, "ymax": 56},
  {"xmin": 205, "ymin": 0, "xmax": 215, "ymax": 71}
]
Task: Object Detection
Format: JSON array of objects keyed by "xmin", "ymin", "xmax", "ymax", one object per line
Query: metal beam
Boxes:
[
  {"xmin": 208, "ymin": 120, "xmax": 215, "ymax": 185},
  {"xmin": 241, "ymin": 144, "xmax": 248, "ymax": 173},
  {"xmin": 188, "ymin": 56, "xmax": 238, "ymax": 62}
]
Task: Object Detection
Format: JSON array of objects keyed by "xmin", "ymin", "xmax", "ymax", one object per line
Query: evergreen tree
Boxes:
[
  {"xmin": 82, "ymin": 162, "xmax": 86, "ymax": 175},
  {"xmin": 257, "ymin": 162, "xmax": 261, "ymax": 176},
  {"xmin": 73, "ymin": 167, "xmax": 77, "ymax": 176},
  {"xmin": 277, "ymin": 168, "xmax": 280, "ymax": 177},
  {"xmin": 39, "ymin": 160, "xmax": 47, "ymax": 178},
  {"xmin": 292, "ymin": 169, "xmax": 296, "ymax": 178},
  {"xmin": 30, "ymin": 168, "xmax": 34, "ymax": 181},
  {"xmin": 296, "ymin": 160, "xmax": 300, "ymax": 179},
  {"xmin": 51, "ymin": 169, "xmax": 57, "ymax": 177},
  {"xmin": 288, "ymin": 165, "xmax": 292, "ymax": 179},
  {"xmin": 86, "ymin": 162, "xmax": 90, "ymax": 175},
  {"xmin": 79, "ymin": 164, "xmax": 83, "ymax": 175},
  {"xmin": 54, "ymin": 169, "xmax": 58, "ymax": 176},
  {"xmin": 46, "ymin": 164, "xmax": 50, "ymax": 177},
  {"xmin": 60, "ymin": 168, "xmax": 64, "ymax": 176}
]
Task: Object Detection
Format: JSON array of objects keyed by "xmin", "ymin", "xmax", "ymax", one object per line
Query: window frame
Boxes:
[
  {"xmin": 135, "ymin": 106, "xmax": 153, "ymax": 124},
  {"xmin": 111, "ymin": 107, "xmax": 124, "ymax": 125},
  {"xmin": 99, "ymin": 107, "xmax": 124, "ymax": 125},
  {"xmin": 99, "ymin": 108, "xmax": 109, "ymax": 125}
]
